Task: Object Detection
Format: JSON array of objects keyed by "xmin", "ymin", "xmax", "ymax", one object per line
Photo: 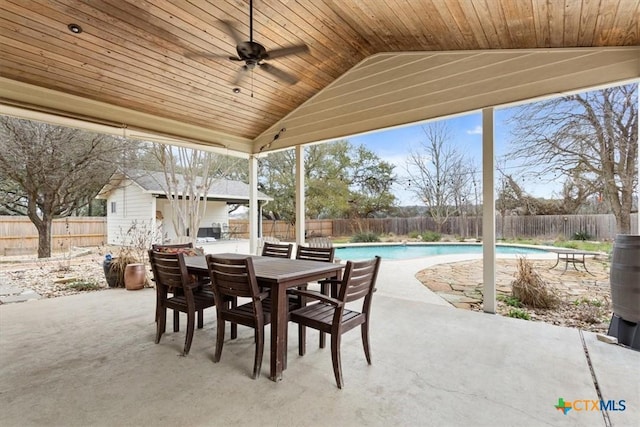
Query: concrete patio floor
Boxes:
[{"xmin": 1, "ymin": 245, "xmax": 638, "ymax": 426}]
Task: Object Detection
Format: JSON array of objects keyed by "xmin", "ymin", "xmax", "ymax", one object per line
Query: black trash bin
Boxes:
[{"xmin": 607, "ymin": 234, "xmax": 640, "ymax": 350}]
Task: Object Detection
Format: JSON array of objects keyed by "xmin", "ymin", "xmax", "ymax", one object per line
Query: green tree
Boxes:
[
  {"xmin": 0, "ymin": 117, "xmax": 124, "ymax": 258},
  {"xmin": 507, "ymin": 84, "xmax": 638, "ymax": 234},
  {"xmin": 258, "ymin": 140, "xmax": 396, "ymax": 222}
]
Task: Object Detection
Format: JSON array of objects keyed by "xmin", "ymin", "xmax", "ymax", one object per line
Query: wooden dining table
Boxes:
[{"xmin": 185, "ymin": 253, "xmax": 344, "ymax": 382}]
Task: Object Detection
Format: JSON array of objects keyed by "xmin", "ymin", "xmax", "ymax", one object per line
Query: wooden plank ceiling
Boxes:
[{"xmin": 0, "ymin": 0, "xmax": 639, "ymax": 155}]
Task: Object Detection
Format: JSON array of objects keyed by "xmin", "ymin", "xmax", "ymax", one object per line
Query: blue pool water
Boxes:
[{"xmin": 334, "ymin": 243, "xmax": 549, "ymax": 261}]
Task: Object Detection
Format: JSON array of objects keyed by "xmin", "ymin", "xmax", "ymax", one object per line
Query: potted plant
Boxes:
[
  {"xmin": 103, "ymin": 220, "xmax": 163, "ymax": 290},
  {"xmin": 103, "ymin": 248, "xmax": 140, "ymax": 288}
]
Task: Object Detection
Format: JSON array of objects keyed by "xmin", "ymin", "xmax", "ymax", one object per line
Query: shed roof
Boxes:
[{"xmin": 99, "ymin": 170, "xmax": 272, "ymax": 202}]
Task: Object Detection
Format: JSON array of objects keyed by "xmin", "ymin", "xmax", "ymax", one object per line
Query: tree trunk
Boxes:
[
  {"xmin": 35, "ymin": 218, "xmax": 52, "ymax": 258},
  {"xmin": 615, "ymin": 211, "xmax": 632, "ymax": 235}
]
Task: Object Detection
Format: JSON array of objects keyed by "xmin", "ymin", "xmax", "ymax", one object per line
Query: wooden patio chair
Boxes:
[
  {"xmin": 294, "ymin": 245, "xmax": 336, "ymax": 351},
  {"xmin": 289, "ymin": 256, "xmax": 381, "ymax": 389},
  {"xmin": 151, "ymin": 243, "xmax": 207, "ymax": 332},
  {"xmin": 261, "ymin": 241, "xmax": 293, "ymax": 258},
  {"xmin": 149, "ymin": 249, "xmax": 219, "ymax": 356},
  {"xmin": 206, "ymin": 255, "xmax": 272, "ymax": 379}
]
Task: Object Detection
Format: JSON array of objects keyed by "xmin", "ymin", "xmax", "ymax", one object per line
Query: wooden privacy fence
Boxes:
[
  {"xmin": 0, "ymin": 216, "xmax": 107, "ymax": 256},
  {"xmin": 228, "ymin": 219, "xmax": 333, "ymax": 240},
  {"xmin": 498, "ymin": 214, "xmax": 638, "ymax": 241},
  {"xmin": 1, "ymin": 214, "xmax": 637, "ymax": 255},
  {"xmin": 332, "ymin": 213, "xmax": 638, "ymax": 241}
]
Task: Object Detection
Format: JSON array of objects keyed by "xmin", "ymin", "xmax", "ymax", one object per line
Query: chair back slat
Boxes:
[
  {"xmin": 261, "ymin": 242, "xmax": 293, "ymax": 258},
  {"xmin": 295, "ymin": 246, "xmax": 335, "ymax": 263},
  {"xmin": 206, "ymin": 255, "xmax": 261, "ymax": 300},
  {"xmin": 308, "ymin": 237, "xmax": 332, "ymax": 248},
  {"xmin": 339, "ymin": 257, "xmax": 381, "ymax": 303},
  {"xmin": 152, "ymin": 242, "xmax": 193, "ymax": 251}
]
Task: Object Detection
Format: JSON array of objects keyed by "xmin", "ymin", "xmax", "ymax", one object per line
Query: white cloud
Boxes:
[{"xmin": 466, "ymin": 125, "xmax": 482, "ymax": 135}]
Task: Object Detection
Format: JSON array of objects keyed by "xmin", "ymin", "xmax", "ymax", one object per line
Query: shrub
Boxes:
[
  {"xmin": 498, "ymin": 295, "xmax": 523, "ymax": 308},
  {"xmin": 574, "ymin": 298, "xmax": 606, "ymax": 308},
  {"xmin": 350, "ymin": 232, "xmax": 380, "ymax": 243},
  {"xmin": 507, "ymin": 308, "xmax": 531, "ymax": 320},
  {"xmin": 421, "ymin": 231, "xmax": 441, "ymax": 242},
  {"xmin": 511, "ymin": 257, "xmax": 559, "ymax": 309},
  {"xmin": 573, "ymin": 230, "xmax": 591, "ymax": 241},
  {"xmin": 408, "ymin": 231, "xmax": 420, "ymax": 239},
  {"xmin": 67, "ymin": 279, "xmax": 102, "ymax": 291}
]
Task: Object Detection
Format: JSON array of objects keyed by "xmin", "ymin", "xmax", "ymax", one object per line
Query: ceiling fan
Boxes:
[{"xmin": 190, "ymin": 0, "xmax": 309, "ymax": 86}]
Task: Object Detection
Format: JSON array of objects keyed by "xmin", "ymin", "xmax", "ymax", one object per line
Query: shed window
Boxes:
[{"xmin": 110, "ymin": 202, "xmax": 117, "ymax": 214}]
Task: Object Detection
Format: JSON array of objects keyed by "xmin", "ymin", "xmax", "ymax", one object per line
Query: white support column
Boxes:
[
  {"xmin": 482, "ymin": 107, "xmax": 496, "ymax": 314},
  {"xmin": 295, "ymin": 145, "xmax": 305, "ymax": 246},
  {"xmin": 249, "ymin": 154, "xmax": 259, "ymax": 255}
]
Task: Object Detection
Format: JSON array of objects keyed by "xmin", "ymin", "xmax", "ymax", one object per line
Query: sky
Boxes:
[{"xmin": 346, "ymin": 107, "xmax": 561, "ymax": 206}]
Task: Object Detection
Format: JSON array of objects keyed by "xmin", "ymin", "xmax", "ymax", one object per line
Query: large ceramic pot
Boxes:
[
  {"xmin": 124, "ymin": 263, "xmax": 146, "ymax": 291},
  {"xmin": 103, "ymin": 258, "xmax": 123, "ymax": 288}
]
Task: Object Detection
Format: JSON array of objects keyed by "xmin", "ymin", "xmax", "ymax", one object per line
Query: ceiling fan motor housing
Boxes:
[{"xmin": 237, "ymin": 41, "xmax": 268, "ymax": 62}]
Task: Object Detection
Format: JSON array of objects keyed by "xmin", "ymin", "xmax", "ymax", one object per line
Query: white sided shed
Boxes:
[{"xmin": 97, "ymin": 170, "xmax": 272, "ymax": 245}]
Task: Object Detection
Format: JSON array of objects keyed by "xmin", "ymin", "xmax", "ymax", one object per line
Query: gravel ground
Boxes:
[
  {"xmin": 417, "ymin": 257, "xmax": 613, "ymax": 334},
  {"xmin": 0, "ymin": 246, "xmax": 149, "ymax": 300}
]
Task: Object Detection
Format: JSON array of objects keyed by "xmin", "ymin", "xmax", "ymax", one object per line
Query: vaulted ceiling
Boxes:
[{"xmin": 1, "ymin": 0, "xmax": 639, "ymax": 155}]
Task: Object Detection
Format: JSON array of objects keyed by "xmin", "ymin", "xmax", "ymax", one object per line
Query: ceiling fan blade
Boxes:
[
  {"xmin": 233, "ymin": 65, "xmax": 249, "ymax": 86},
  {"xmin": 220, "ymin": 20, "xmax": 245, "ymax": 46},
  {"xmin": 185, "ymin": 52, "xmax": 239, "ymax": 60},
  {"xmin": 259, "ymin": 62, "xmax": 298, "ymax": 85},
  {"xmin": 266, "ymin": 44, "xmax": 309, "ymax": 59}
]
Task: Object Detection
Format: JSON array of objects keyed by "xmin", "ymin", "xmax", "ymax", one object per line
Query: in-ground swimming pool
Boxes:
[{"xmin": 334, "ymin": 243, "xmax": 549, "ymax": 261}]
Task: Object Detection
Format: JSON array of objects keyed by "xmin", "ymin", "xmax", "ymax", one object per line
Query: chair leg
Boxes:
[
  {"xmin": 197, "ymin": 309, "xmax": 204, "ymax": 329},
  {"xmin": 230, "ymin": 298, "xmax": 238, "ymax": 339},
  {"xmin": 253, "ymin": 326, "xmax": 264, "ymax": 379},
  {"xmin": 214, "ymin": 317, "xmax": 225, "ymax": 363},
  {"xmin": 298, "ymin": 324, "xmax": 307, "ymax": 356},
  {"xmin": 361, "ymin": 322, "xmax": 372, "ymax": 364},
  {"xmin": 156, "ymin": 307, "xmax": 166, "ymax": 344},
  {"xmin": 231, "ymin": 323, "xmax": 238, "ymax": 339},
  {"xmin": 183, "ymin": 310, "xmax": 195, "ymax": 355},
  {"xmin": 298, "ymin": 325, "xmax": 306, "ymax": 356},
  {"xmin": 331, "ymin": 333, "xmax": 343, "ymax": 389},
  {"xmin": 297, "ymin": 287, "xmax": 307, "ymax": 355},
  {"xmin": 319, "ymin": 282, "xmax": 329, "ymax": 348},
  {"xmin": 173, "ymin": 309, "xmax": 180, "ymax": 332}
]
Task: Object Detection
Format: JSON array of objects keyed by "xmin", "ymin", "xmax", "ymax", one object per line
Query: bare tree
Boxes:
[
  {"xmin": 507, "ymin": 84, "xmax": 638, "ymax": 234},
  {"xmin": 0, "ymin": 117, "xmax": 122, "ymax": 258},
  {"xmin": 405, "ymin": 122, "xmax": 470, "ymax": 233},
  {"xmin": 152, "ymin": 143, "xmax": 233, "ymax": 244}
]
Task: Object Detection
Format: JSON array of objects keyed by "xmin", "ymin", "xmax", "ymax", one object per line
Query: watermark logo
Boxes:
[
  {"xmin": 554, "ymin": 397, "xmax": 626, "ymax": 415},
  {"xmin": 555, "ymin": 398, "xmax": 572, "ymax": 415}
]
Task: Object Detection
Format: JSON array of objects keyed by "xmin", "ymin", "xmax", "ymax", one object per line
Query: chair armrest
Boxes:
[
  {"xmin": 257, "ymin": 290, "xmax": 271, "ymax": 301},
  {"xmin": 288, "ymin": 289, "xmax": 341, "ymax": 306},
  {"xmin": 183, "ymin": 281, "xmax": 202, "ymax": 290},
  {"xmin": 318, "ymin": 278, "xmax": 341, "ymax": 285}
]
